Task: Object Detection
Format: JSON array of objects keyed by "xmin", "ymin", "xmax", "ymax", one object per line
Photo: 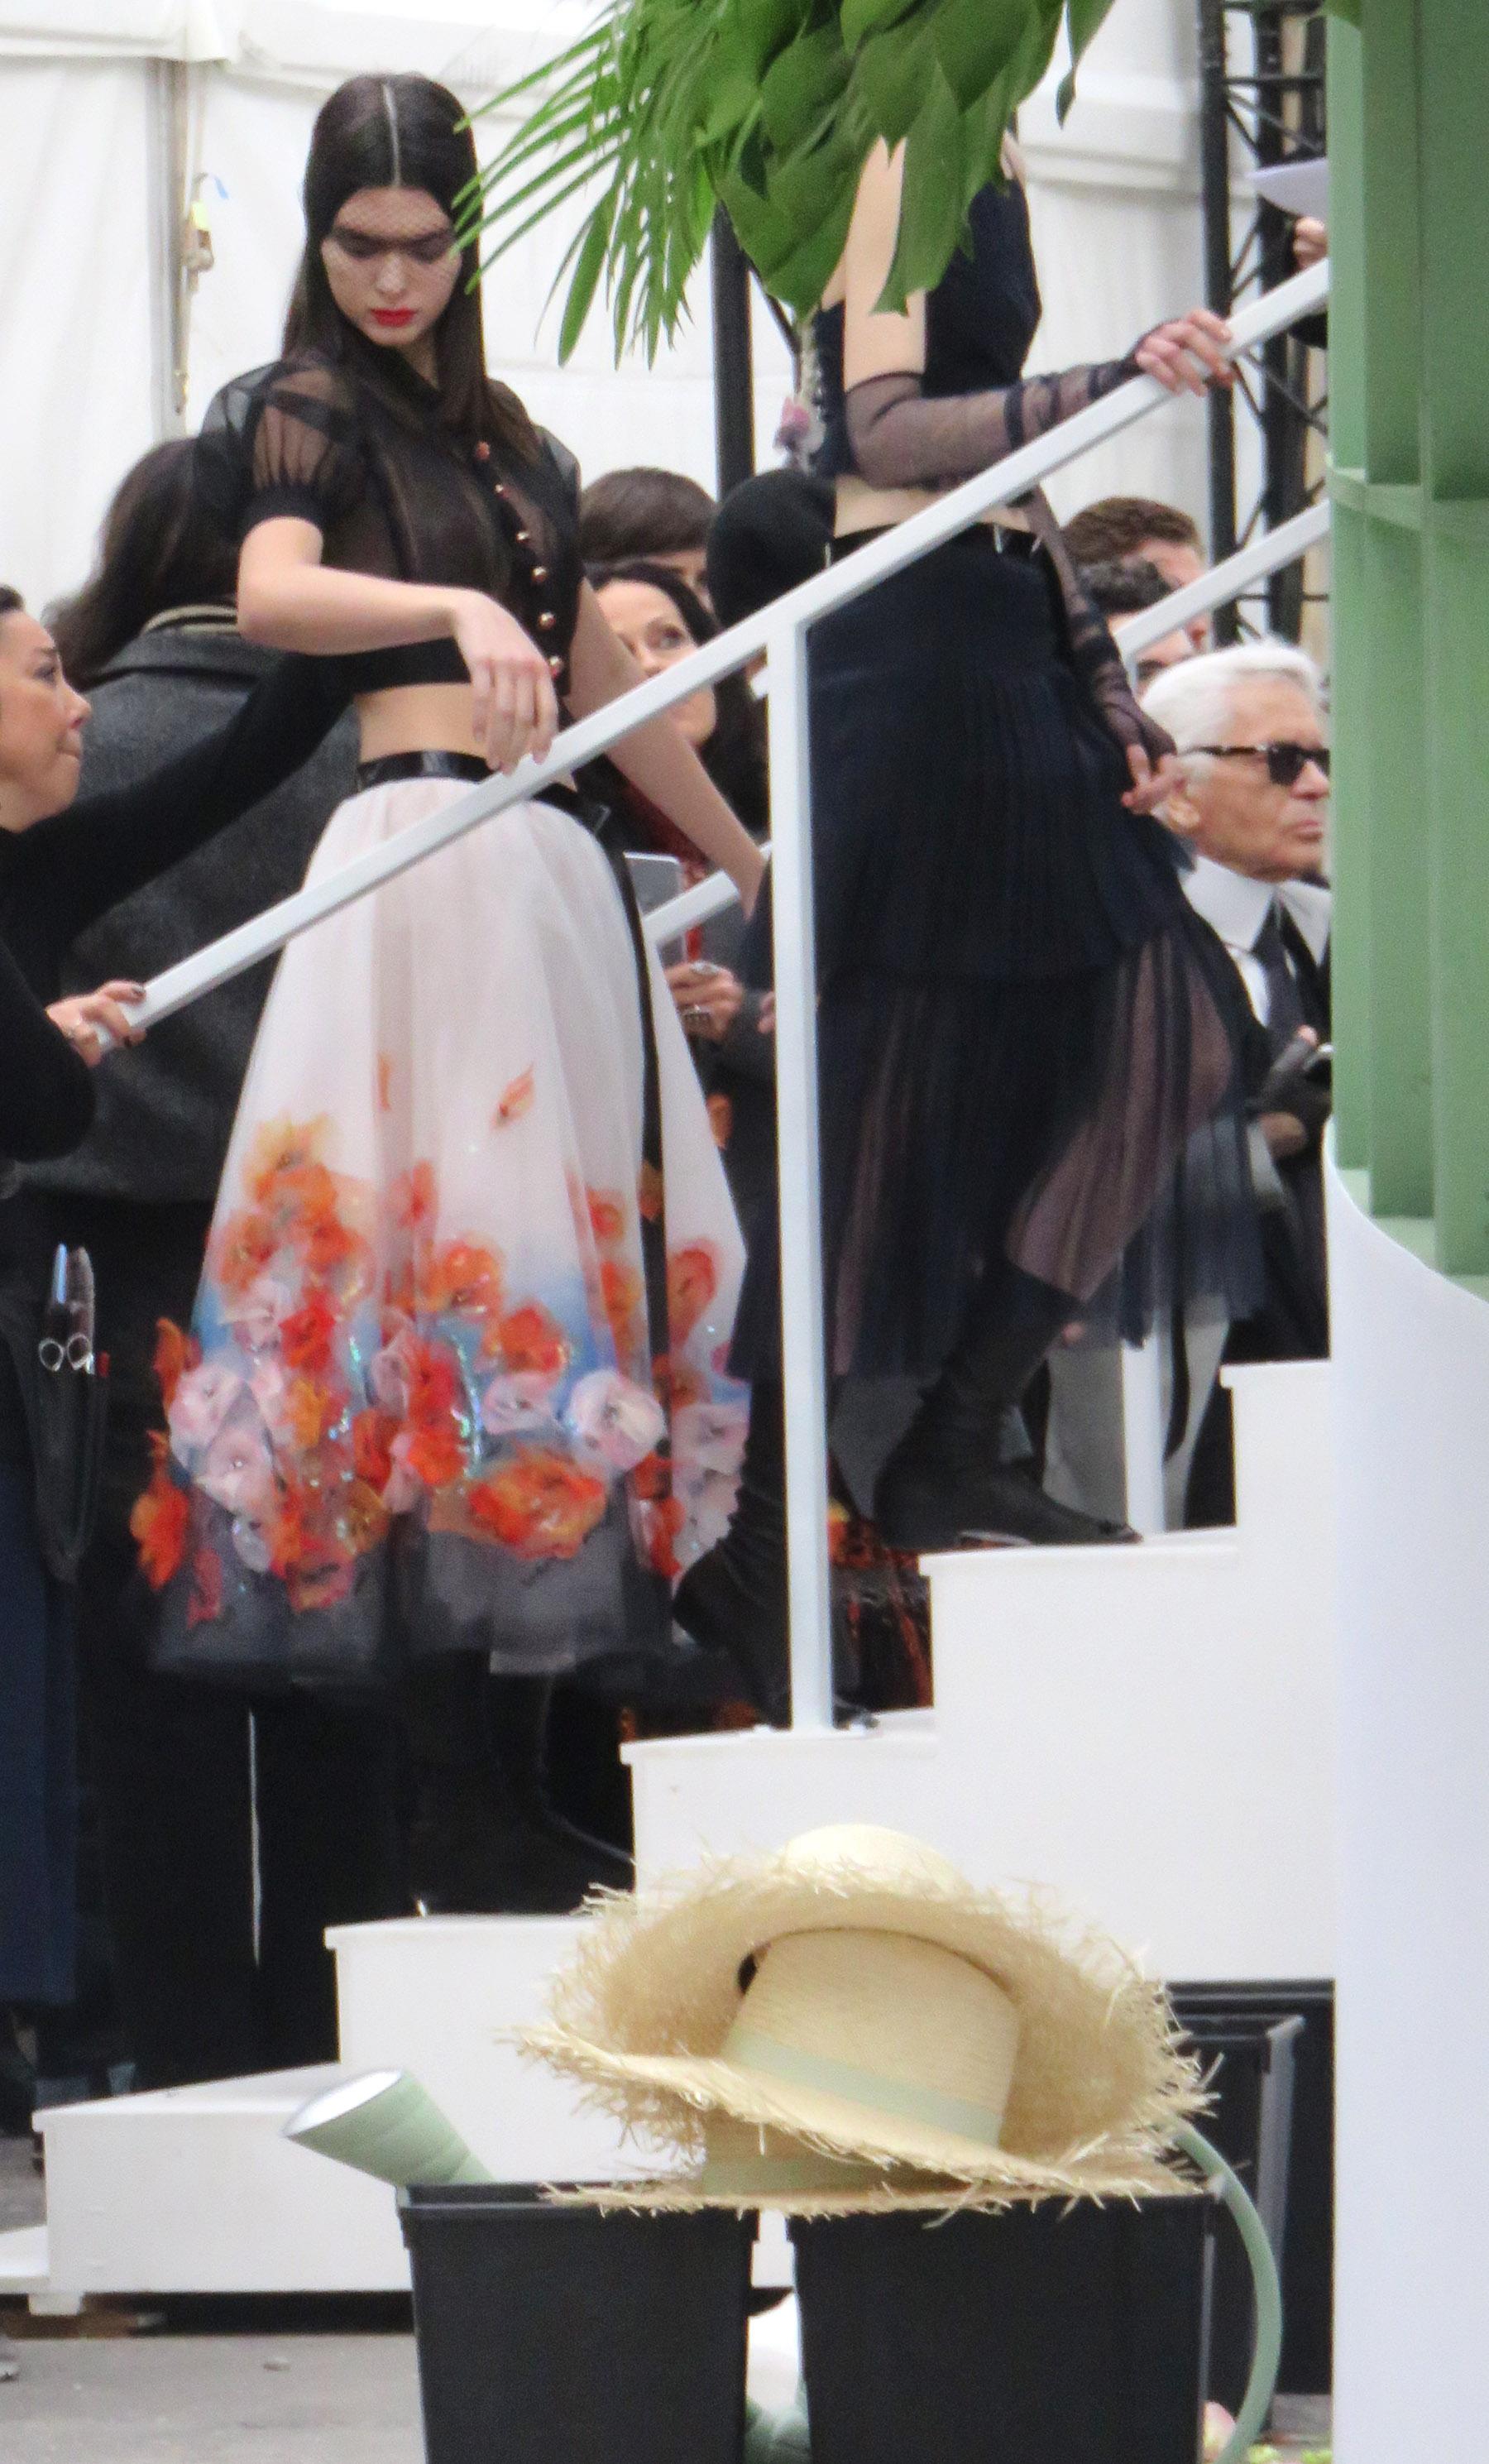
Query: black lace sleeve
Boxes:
[
  {"xmin": 841, "ymin": 356, "xmax": 1141, "ymax": 492},
  {"xmin": 1024, "ymin": 493, "xmax": 1177, "ymax": 772},
  {"xmin": 197, "ymin": 358, "xmax": 366, "ymax": 543}
]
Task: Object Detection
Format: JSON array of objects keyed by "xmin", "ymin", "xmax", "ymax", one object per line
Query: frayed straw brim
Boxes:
[{"xmin": 519, "ymin": 1844, "xmax": 1204, "ymax": 2201}]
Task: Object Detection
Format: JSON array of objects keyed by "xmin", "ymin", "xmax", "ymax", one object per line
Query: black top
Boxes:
[
  {"xmin": 198, "ymin": 345, "xmax": 585, "ymax": 693},
  {"xmin": 0, "ymin": 653, "xmax": 348, "ymax": 1460},
  {"xmin": 812, "ymin": 180, "xmax": 1044, "ymax": 482}
]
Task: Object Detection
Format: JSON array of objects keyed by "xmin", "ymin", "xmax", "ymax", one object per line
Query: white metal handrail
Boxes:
[{"xmin": 131, "ymin": 254, "xmax": 1329, "ymax": 1733}]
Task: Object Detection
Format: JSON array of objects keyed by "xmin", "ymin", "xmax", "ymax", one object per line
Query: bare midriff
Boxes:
[{"xmin": 353, "ymin": 681, "xmax": 487, "ymax": 762}]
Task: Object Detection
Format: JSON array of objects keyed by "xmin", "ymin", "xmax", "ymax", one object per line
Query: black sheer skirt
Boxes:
[{"xmin": 732, "ymin": 530, "xmax": 1258, "ymax": 1381}]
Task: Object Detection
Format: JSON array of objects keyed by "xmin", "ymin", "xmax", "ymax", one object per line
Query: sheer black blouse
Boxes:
[{"xmin": 198, "ymin": 348, "xmax": 585, "ymax": 694}]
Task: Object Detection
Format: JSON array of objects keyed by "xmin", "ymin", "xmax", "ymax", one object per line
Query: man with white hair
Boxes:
[{"xmin": 1142, "ymin": 640, "xmax": 1332, "ymax": 1518}]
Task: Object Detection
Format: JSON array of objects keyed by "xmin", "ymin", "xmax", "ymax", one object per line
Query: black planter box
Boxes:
[
  {"xmin": 400, "ymin": 2183, "xmax": 754, "ymax": 2464},
  {"xmin": 790, "ymin": 2196, "xmax": 1214, "ymax": 2464}
]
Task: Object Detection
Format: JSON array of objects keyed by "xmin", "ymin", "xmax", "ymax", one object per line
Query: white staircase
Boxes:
[{"xmin": 0, "ymin": 1358, "xmax": 1334, "ymax": 2300}]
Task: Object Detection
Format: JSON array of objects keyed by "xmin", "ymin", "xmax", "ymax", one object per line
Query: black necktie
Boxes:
[{"xmin": 1253, "ymin": 907, "xmax": 1305, "ymax": 1054}]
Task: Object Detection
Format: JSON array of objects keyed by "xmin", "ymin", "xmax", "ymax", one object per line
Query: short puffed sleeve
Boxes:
[{"xmin": 196, "ymin": 357, "xmax": 366, "ymax": 544}]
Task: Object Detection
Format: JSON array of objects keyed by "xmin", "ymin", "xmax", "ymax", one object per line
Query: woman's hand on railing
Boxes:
[
  {"xmin": 1134, "ymin": 309, "xmax": 1234, "ymax": 396},
  {"xmin": 667, "ymin": 961, "xmax": 745, "ymax": 1042},
  {"xmin": 48, "ymin": 980, "xmax": 146, "ymax": 1065},
  {"xmin": 448, "ymin": 592, "xmax": 561, "ymax": 774},
  {"xmin": 1121, "ymin": 744, "xmax": 1190, "ymax": 819}
]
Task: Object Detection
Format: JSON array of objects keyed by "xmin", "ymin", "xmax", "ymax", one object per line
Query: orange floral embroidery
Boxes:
[
  {"xmin": 152, "ymin": 1318, "xmax": 199, "ymax": 1410},
  {"xmin": 631, "ymin": 1450, "xmax": 669, "ymax": 1500},
  {"xmin": 405, "ymin": 1422, "xmax": 467, "ymax": 1491},
  {"xmin": 491, "ymin": 1302, "xmax": 569, "ymax": 1379},
  {"xmin": 285, "ymin": 1374, "xmax": 347, "ymax": 1451},
  {"xmin": 352, "ymin": 1408, "xmax": 399, "ymax": 1493},
  {"xmin": 637, "ymin": 1162, "xmax": 665, "ymax": 1223},
  {"xmin": 247, "ymin": 1115, "xmax": 332, "ymax": 1206},
  {"xmin": 467, "ymin": 1449, "xmax": 606, "ymax": 1560},
  {"xmin": 214, "ymin": 1209, "xmax": 278, "ymax": 1297},
  {"xmin": 706, "ymin": 1093, "xmax": 733, "ymax": 1149},
  {"xmin": 296, "ymin": 1200, "xmax": 363, "ymax": 1282},
  {"xmin": 339, "ymin": 1480, "xmax": 390, "ymax": 1558},
  {"xmin": 418, "ymin": 1240, "xmax": 504, "ymax": 1320},
  {"xmin": 384, "ymin": 1261, "xmax": 416, "ymax": 1316},
  {"xmin": 654, "ymin": 1353, "xmax": 706, "ymax": 1411},
  {"xmin": 290, "ymin": 1560, "xmax": 356, "ymax": 1614},
  {"xmin": 587, "ymin": 1189, "xmax": 626, "ymax": 1248},
  {"xmin": 641, "ymin": 1493, "xmax": 687, "ymax": 1580},
  {"xmin": 405, "ymin": 1337, "xmax": 462, "ymax": 1428},
  {"xmin": 601, "ymin": 1259, "xmax": 644, "ymax": 1342},
  {"xmin": 491, "ymin": 1067, "xmax": 535, "ymax": 1128},
  {"xmin": 186, "ymin": 1545, "xmax": 224, "ymax": 1627},
  {"xmin": 280, "ymin": 1289, "xmax": 340, "ymax": 1375},
  {"xmin": 668, "ymin": 1243, "xmax": 719, "ymax": 1345},
  {"xmin": 391, "ymin": 1160, "xmax": 438, "ymax": 1232},
  {"xmin": 132, "ymin": 1467, "xmax": 190, "ymax": 1590}
]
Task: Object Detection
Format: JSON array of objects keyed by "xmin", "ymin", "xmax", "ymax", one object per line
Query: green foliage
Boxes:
[{"xmin": 462, "ymin": 0, "xmax": 1123, "ymax": 363}]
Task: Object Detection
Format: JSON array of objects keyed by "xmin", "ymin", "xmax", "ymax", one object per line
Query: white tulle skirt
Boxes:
[{"xmin": 139, "ymin": 778, "xmax": 747, "ymax": 1689}]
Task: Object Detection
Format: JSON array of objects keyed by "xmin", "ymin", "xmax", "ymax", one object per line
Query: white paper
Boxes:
[{"xmin": 1251, "ymin": 159, "xmax": 1329, "ymax": 223}]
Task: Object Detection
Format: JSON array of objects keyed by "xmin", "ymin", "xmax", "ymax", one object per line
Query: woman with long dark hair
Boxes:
[
  {"xmin": 141, "ymin": 79, "xmax": 763, "ymax": 1834},
  {"xmin": 673, "ymin": 143, "xmax": 1259, "ymax": 1714}
]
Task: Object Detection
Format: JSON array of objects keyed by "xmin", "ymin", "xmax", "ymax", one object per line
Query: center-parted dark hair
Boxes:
[
  {"xmin": 285, "ymin": 73, "xmax": 537, "ymax": 462},
  {"xmin": 592, "ymin": 558, "xmax": 768, "ymax": 839},
  {"xmin": 47, "ymin": 441, "xmax": 238, "ymax": 688}
]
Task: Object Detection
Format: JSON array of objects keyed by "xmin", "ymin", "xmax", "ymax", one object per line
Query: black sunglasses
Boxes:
[{"xmin": 1193, "ymin": 741, "xmax": 1331, "ymax": 788}]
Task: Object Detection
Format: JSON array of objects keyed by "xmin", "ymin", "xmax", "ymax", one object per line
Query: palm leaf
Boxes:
[{"xmin": 467, "ymin": 0, "xmax": 1110, "ymax": 362}]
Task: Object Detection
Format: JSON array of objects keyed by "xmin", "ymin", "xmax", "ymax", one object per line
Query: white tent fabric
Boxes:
[{"xmin": 0, "ymin": 0, "xmax": 1247, "ymax": 616}]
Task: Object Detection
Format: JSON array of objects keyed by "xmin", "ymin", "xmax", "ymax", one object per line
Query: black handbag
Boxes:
[{"xmin": 0, "ymin": 1245, "xmax": 109, "ymax": 1585}]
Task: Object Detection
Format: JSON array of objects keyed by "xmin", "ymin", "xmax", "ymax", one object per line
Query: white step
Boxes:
[
  {"xmin": 37, "ymin": 2066, "xmax": 409, "ymax": 2296},
  {"xmin": 0, "ymin": 2222, "xmax": 49, "ymax": 2296},
  {"xmin": 629, "ymin": 1359, "xmax": 1337, "ymax": 1982},
  {"xmin": 328, "ymin": 1913, "xmax": 641, "ymax": 2184}
]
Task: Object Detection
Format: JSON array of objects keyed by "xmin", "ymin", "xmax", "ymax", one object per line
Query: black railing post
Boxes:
[{"xmin": 710, "ymin": 210, "xmax": 755, "ymax": 497}]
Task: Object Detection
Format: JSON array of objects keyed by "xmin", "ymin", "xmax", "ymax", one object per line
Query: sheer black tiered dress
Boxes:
[{"xmin": 678, "ymin": 179, "xmax": 1257, "ymax": 1694}]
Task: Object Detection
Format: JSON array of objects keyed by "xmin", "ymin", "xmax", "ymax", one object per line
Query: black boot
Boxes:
[
  {"xmin": 492, "ymin": 1675, "xmax": 634, "ymax": 1899},
  {"xmin": 874, "ymin": 1267, "xmax": 1138, "ymax": 1552},
  {"xmin": 673, "ymin": 1381, "xmax": 792, "ymax": 1724},
  {"xmin": 405, "ymin": 1665, "xmax": 630, "ymax": 1916}
]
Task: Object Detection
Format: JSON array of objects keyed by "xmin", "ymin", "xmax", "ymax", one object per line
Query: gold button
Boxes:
[
  {"xmin": 548, "ymin": 654, "xmax": 564, "ymax": 675},
  {"xmin": 530, "ymin": 564, "xmax": 549, "ymax": 583},
  {"xmin": 473, "ymin": 441, "xmax": 491, "ymax": 463},
  {"xmin": 538, "ymin": 611, "xmax": 557, "ymax": 630},
  {"xmin": 515, "ymin": 528, "xmax": 532, "ymax": 545}
]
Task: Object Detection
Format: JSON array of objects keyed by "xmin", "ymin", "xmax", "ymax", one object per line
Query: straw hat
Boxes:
[{"xmin": 523, "ymin": 1824, "xmax": 1202, "ymax": 2209}]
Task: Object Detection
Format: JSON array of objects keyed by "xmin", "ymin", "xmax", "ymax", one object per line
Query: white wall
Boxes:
[{"xmin": 1329, "ymin": 1168, "xmax": 1489, "ymax": 2464}]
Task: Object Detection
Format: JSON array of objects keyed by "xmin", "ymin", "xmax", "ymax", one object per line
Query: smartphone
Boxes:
[{"xmin": 624, "ymin": 852, "xmax": 685, "ymax": 915}]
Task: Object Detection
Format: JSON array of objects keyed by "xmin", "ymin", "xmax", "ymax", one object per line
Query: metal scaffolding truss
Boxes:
[{"xmin": 1198, "ymin": 0, "xmax": 1329, "ymax": 641}]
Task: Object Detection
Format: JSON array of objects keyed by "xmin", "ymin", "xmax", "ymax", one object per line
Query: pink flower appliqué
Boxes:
[
  {"xmin": 564, "ymin": 1370, "xmax": 666, "ymax": 1476},
  {"xmin": 168, "ymin": 1363, "xmax": 246, "ymax": 1464}
]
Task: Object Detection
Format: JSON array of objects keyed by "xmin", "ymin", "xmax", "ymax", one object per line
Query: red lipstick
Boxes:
[{"xmin": 371, "ymin": 308, "xmax": 415, "ymax": 328}]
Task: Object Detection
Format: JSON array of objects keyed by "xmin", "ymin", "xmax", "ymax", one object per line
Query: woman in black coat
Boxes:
[
  {"xmin": 35, "ymin": 443, "xmax": 401, "ymax": 2091},
  {"xmin": 0, "ymin": 578, "xmax": 348, "ymax": 2025}
]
